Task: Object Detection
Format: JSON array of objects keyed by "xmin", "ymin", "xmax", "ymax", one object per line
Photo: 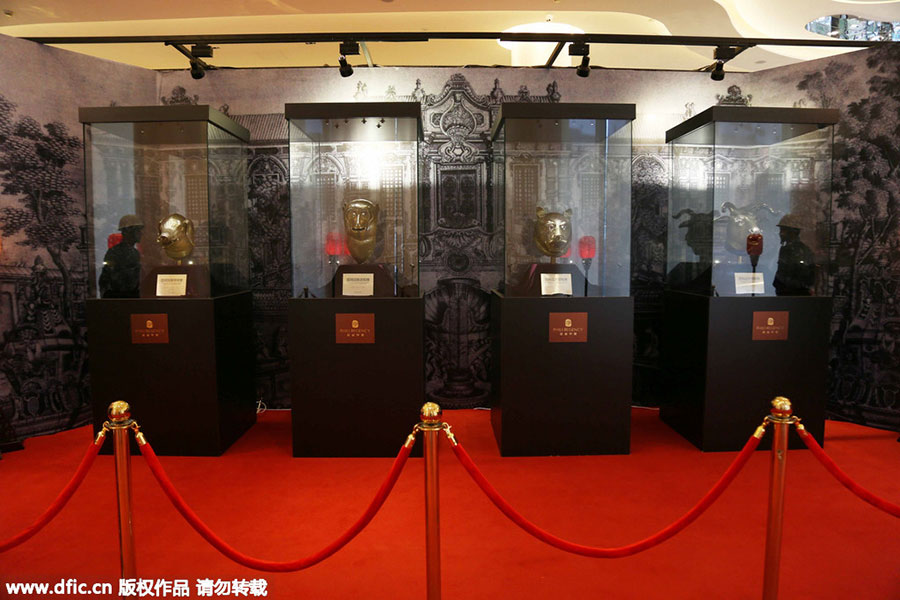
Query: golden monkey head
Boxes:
[{"xmin": 343, "ymin": 199, "xmax": 379, "ymax": 264}]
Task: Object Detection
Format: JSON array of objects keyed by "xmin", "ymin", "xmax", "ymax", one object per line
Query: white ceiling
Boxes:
[{"xmin": 0, "ymin": 0, "xmax": 897, "ymax": 72}]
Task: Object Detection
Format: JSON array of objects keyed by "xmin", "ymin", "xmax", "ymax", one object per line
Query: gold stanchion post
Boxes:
[
  {"xmin": 105, "ymin": 401, "xmax": 137, "ymax": 580},
  {"xmin": 762, "ymin": 397, "xmax": 793, "ymax": 600},
  {"xmin": 420, "ymin": 402, "xmax": 442, "ymax": 600}
]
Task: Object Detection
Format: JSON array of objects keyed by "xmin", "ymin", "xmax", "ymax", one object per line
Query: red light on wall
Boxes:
[
  {"xmin": 561, "ymin": 246, "xmax": 572, "ymax": 259},
  {"xmin": 579, "ymin": 236, "xmax": 596, "ymax": 260},
  {"xmin": 107, "ymin": 233, "xmax": 123, "ymax": 249}
]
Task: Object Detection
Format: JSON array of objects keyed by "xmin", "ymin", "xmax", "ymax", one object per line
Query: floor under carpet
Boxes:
[{"xmin": 1, "ymin": 407, "xmax": 898, "ymax": 599}]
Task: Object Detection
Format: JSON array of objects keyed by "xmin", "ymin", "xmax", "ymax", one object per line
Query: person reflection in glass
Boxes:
[
  {"xmin": 668, "ymin": 208, "xmax": 714, "ymax": 293},
  {"xmin": 99, "ymin": 214, "xmax": 143, "ymax": 298},
  {"xmin": 773, "ymin": 214, "xmax": 815, "ymax": 296}
]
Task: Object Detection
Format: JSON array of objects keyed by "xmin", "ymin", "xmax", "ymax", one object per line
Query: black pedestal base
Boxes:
[
  {"xmin": 87, "ymin": 293, "xmax": 256, "ymax": 456},
  {"xmin": 289, "ymin": 297, "xmax": 424, "ymax": 457},
  {"xmin": 659, "ymin": 291, "xmax": 829, "ymax": 451},
  {"xmin": 490, "ymin": 292, "xmax": 633, "ymax": 456}
]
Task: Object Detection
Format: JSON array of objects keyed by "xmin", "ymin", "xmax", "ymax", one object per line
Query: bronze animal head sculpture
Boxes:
[
  {"xmin": 534, "ymin": 206, "xmax": 572, "ymax": 262},
  {"xmin": 157, "ymin": 213, "xmax": 195, "ymax": 261},
  {"xmin": 343, "ymin": 199, "xmax": 379, "ymax": 264}
]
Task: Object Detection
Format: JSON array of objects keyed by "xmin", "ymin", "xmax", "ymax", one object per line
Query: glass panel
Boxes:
[
  {"xmin": 492, "ymin": 123, "xmax": 506, "ymax": 291},
  {"xmin": 288, "ymin": 114, "xmax": 420, "ymax": 298},
  {"xmin": 207, "ymin": 122, "xmax": 250, "ymax": 294},
  {"xmin": 85, "ymin": 121, "xmax": 140, "ymax": 299},
  {"xmin": 605, "ymin": 119, "xmax": 632, "ymax": 297},
  {"xmin": 667, "ymin": 122, "xmax": 715, "ymax": 293},
  {"xmin": 667, "ymin": 119, "xmax": 833, "ymax": 297},
  {"xmin": 501, "ymin": 117, "xmax": 632, "ymax": 297}
]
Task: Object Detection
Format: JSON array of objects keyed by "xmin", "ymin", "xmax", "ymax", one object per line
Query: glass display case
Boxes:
[
  {"xmin": 492, "ymin": 103, "xmax": 634, "ymax": 298},
  {"xmin": 666, "ymin": 107, "xmax": 838, "ymax": 297},
  {"xmin": 660, "ymin": 106, "xmax": 839, "ymax": 452},
  {"xmin": 285, "ymin": 103, "xmax": 424, "ymax": 458},
  {"xmin": 79, "ymin": 106, "xmax": 255, "ymax": 457},
  {"xmin": 286, "ymin": 103, "xmax": 421, "ymax": 299},
  {"xmin": 82, "ymin": 106, "xmax": 250, "ymax": 299},
  {"xmin": 488, "ymin": 103, "xmax": 636, "ymax": 457}
]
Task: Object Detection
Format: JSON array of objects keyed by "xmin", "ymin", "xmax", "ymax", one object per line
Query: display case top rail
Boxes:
[
  {"xmin": 285, "ymin": 102, "xmax": 422, "ymax": 141},
  {"xmin": 79, "ymin": 105, "xmax": 250, "ymax": 142},
  {"xmin": 490, "ymin": 103, "xmax": 636, "ymax": 142},
  {"xmin": 285, "ymin": 102, "xmax": 420, "ymax": 120},
  {"xmin": 665, "ymin": 106, "xmax": 840, "ymax": 143}
]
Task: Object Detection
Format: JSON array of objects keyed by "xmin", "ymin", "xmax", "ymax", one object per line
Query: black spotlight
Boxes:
[
  {"xmin": 569, "ymin": 41, "xmax": 590, "ymax": 78},
  {"xmin": 576, "ymin": 55, "xmax": 591, "ymax": 78},
  {"xmin": 190, "ymin": 59, "xmax": 206, "ymax": 80},
  {"xmin": 338, "ymin": 55, "xmax": 353, "ymax": 78},
  {"xmin": 709, "ymin": 45, "xmax": 742, "ymax": 81}
]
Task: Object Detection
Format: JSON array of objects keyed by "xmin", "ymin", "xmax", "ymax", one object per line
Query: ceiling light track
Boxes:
[
  {"xmin": 23, "ymin": 31, "xmax": 892, "ymax": 75},
  {"xmin": 23, "ymin": 31, "xmax": 892, "ymax": 49}
]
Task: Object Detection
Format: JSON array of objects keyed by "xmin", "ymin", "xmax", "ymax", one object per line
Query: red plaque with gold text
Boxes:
[
  {"xmin": 752, "ymin": 311, "xmax": 789, "ymax": 341},
  {"xmin": 549, "ymin": 312, "xmax": 588, "ymax": 343},
  {"xmin": 336, "ymin": 313, "xmax": 375, "ymax": 344},
  {"xmin": 131, "ymin": 314, "xmax": 169, "ymax": 344}
]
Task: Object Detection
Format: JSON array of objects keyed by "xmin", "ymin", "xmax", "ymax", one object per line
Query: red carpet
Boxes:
[{"xmin": 1, "ymin": 408, "xmax": 898, "ymax": 599}]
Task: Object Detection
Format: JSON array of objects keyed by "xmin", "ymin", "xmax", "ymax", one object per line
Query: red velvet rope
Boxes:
[
  {"xmin": 796, "ymin": 427, "xmax": 900, "ymax": 518},
  {"xmin": 450, "ymin": 434, "xmax": 761, "ymax": 558},
  {"xmin": 0, "ymin": 438, "xmax": 104, "ymax": 553},
  {"xmin": 139, "ymin": 440, "xmax": 412, "ymax": 572}
]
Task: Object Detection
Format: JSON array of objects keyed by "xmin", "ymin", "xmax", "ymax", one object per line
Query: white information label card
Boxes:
[
  {"xmin": 156, "ymin": 274, "xmax": 188, "ymax": 297},
  {"xmin": 343, "ymin": 273, "xmax": 375, "ymax": 296},
  {"xmin": 540, "ymin": 273, "xmax": 573, "ymax": 296},
  {"xmin": 734, "ymin": 272, "xmax": 765, "ymax": 295}
]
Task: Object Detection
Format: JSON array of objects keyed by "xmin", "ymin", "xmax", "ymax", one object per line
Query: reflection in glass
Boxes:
[{"xmin": 98, "ymin": 214, "xmax": 144, "ymax": 298}]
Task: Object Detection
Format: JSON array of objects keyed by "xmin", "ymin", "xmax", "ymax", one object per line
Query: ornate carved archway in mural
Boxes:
[
  {"xmin": 414, "ymin": 74, "xmax": 562, "ymax": 284},
  {"xmin": 413, "ymin": 73, "xmax": 562, "ymax": 405}
]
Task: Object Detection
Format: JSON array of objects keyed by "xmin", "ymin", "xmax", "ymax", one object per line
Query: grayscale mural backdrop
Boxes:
[
  {"xmin": 0, "ymin": 31, "xmax": 898, "ymax": 443},
  {"xmin": 0, "ymin": 35, "xmax": 158, "ymax": 444}
]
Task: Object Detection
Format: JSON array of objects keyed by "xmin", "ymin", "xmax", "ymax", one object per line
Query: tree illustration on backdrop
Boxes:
[
  {"xmin": 826, "ymin": 48, "xmax": 900, "ymax": 319},
  {"xmin": 799, "ymin": 47, "xmax": 900, "ymax": 425},
  {"xmin": 796, "ymin": 61, "xmax": 854, "ymax": 111},
  {"xmin": 0, "ymin": 94, "xmax": 85, "ymax": 365},
  {"xmin": 248, "ymin": 177, "xmax": 291, "ymax": 289}
]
